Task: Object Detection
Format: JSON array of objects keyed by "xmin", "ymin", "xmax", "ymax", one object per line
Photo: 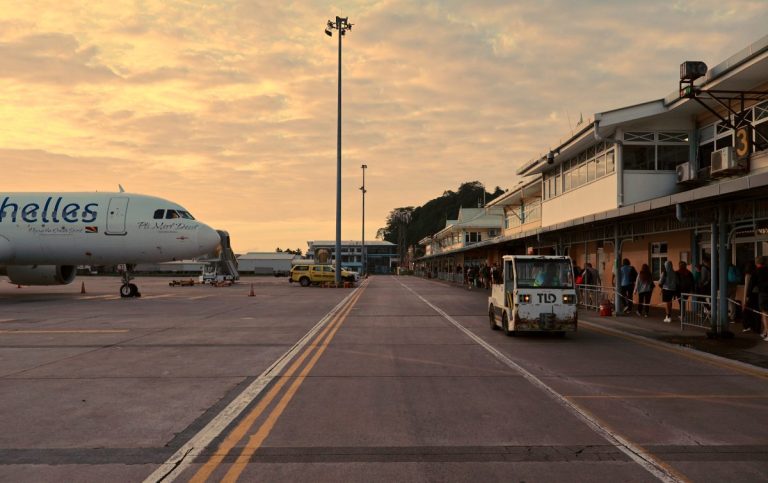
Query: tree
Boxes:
[{"xmin": 377, "ymin": 181, "xmax": 506, "ymax": 257}]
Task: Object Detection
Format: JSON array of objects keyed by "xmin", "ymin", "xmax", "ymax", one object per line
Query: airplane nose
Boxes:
[{"xmin": 197, "ymin": 224, "xmax": 221, "ymax": 256}]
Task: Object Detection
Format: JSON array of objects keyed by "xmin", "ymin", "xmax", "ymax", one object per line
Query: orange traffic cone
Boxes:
[
  {"xmin": 81, "ymin": 282, "xmax": 87, "ymax": 294},
  {"xmin": 248, "ymin": 283, "xmax": 254, "ymax": 297}
]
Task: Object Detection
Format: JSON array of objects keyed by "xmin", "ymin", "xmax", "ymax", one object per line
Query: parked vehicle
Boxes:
[
  {"xmin": 289, "ymin": 264, "xmax": 358, "ymax": 287},
  {"xmin": 488, "ymin": 255, "xmax": 577, "ymax": 336}
]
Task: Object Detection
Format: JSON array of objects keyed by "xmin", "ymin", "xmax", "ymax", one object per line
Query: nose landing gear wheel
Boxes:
[{"xmin": 120, "ymin": 283, "xmax": 140, "ymax": 298}]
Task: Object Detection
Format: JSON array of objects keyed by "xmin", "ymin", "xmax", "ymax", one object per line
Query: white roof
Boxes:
[{"xmin": 237, "ymin": 252, "xmax": 299, "ymax": 260}]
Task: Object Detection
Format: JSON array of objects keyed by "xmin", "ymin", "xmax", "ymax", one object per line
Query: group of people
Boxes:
[
  {"xmin": 460, "ymin": 263, "xmax": 502, "ymax": 290},
  {"xmin": 611, "ymin": 257, "xmax": 768, "ymax": 340},
  {"xmin": 614, "ymin": 258, "xmax": 707, "ymax": 322},
  {"xmin": 740, "ymin": 256, "xmax": 768, "ymax": 341}
]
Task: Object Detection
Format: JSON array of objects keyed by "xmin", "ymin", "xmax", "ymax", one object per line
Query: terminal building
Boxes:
[
  {"xmin": 306, "ymin": 240, "xmax": 398, "ymax": 274},
  {"xmin": 416, "ymin": 35, "xmax": 768, "ymax": 334}
]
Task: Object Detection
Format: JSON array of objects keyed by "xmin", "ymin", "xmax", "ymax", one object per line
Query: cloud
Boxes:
[{"xmin": 0, "ymin": 0, "xmax": 766, "ymax": 252}]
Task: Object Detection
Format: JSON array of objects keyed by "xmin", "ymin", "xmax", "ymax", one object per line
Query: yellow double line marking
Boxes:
[{"xmin": 190, "ymin": 286, "xmax": 365, "ymax": 483}]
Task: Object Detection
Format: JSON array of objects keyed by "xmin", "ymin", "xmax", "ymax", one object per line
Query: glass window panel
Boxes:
[
  {"xmin": 564, "ymin": 170, "xmax": 572, "ymax": 190},
  {"xmin": 715, "ymin": 135, "xmax": 733, "ymax": 149},
  {"xmin": 658, "ymin": 145, "xmax": 689, "ymax": 171},
  {"xmin": 578, "ymin": 164, "xmax": 586, "ymax": 186},
  {"xmin": 606, "ymin": 150, "xmax": 615, "ymax": 172},
  {"xmin": 587, "ymin": 160, "xmax": 595, "ymax": 181},
  {"xmin": 755, "ymin": 122, "xmax": 768, "ymax": 151},
  {"xmin": 554, "ymin": 175, "xmax": 560, "ymax": 196},
  {"xmin": 698, "ymin": 141, "xmax": 714, "ymax": 169},
  {"xmin": 658, "ymin": 132, "xmax": 689, "ymax": 143},
  {"xmin": 624, "ymin": 131, "xmax": 655, "ymax": 142},
  {"xmin": 716, "ymin": 123, "xmax": 732, "ymax": 136},
  {"xmin": 699, "ymin": 124, "xmax": 715, "ymax": 142},
  {"xmin": 755, "ymin": 101, "xmax": 768, "ymax": 122},
  {"xmin": 595, "ymin": 154, "xmax": 606, "ymax": 177},
  {"xmin": 587, "ymin": 145, "xmax": 595, "ymax": 159},
  {"xmin": 623, "ymin": 145, "xmax": 655, "ymax": 170}
]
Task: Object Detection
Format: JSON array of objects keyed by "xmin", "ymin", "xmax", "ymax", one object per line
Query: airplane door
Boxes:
[{"xmin": 106, "ymin": 197, "xmax": 129, "ymax": 235}]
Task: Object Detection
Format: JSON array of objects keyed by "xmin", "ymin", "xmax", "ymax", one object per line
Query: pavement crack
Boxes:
[{"xmin": 155, "ymin": 447, "xmax": 193, "ymax": 483}]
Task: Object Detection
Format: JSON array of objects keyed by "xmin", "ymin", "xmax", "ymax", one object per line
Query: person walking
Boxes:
[
  {"xmin": 583, "ymin": 262, "xmax": 601, "ymax": 308},
  {"xmin": 741, "ymin": 260, "xmax": 759, "ymax": 333},
  {"xmin": 677, "ymin": 261, "xmax": 695, "ymax": 321},
  {"xmin": 619, "ymin": 258, "xmax": 638, "ymax": 313},
  {"xmin": 659, "ymin": 260, "xmax": 679, "ymax": 323},
  {"xmin": 634, "ymin": 264, "xmax": 654, "ymax": 317},
  {"xmin": 755, "ymin": 256, "xmax": 768, "ymax": 341}
]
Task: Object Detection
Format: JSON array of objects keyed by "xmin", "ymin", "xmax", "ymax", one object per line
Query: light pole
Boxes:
[
  {"xmin": 325, "ymin": 16, "xmax": 352, "ymax": 286},
  {"xmin": 360, "ymin": 164, "xmax": 367, "ymax": 277}
]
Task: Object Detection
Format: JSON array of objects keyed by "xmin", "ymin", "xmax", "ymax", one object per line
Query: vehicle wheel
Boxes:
[
  {"xmin": 502, "ymin": 313, "xmax": 514, "ymax": 337},
  {"xmin": 129, "ymin": 283, "xmax": 140, "ymax": 298},
  {"xmin": 299, "ymin": 277, "xmax": 310, "ymax": 287},
  {"xmin": 120, "ymin": 284, "xmax": 132, "ymax": 298},
  {"xmin": 489, "ymin": 306, "xmax": 499, "ymax": 330}
]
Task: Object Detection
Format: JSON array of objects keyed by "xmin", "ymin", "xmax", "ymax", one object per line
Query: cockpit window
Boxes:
[
  {"xmin": 153, "ymin": 209, "xmax": 165, "ymax": 219},
  {"xmin": 179, "ymin": 211, "xmax": 195, "ymax": 220},
  {"xmin": 166, "ymin": 210, "xmax": 181, "ymax": 219}
]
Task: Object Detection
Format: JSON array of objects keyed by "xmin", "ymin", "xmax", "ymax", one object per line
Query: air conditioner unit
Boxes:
[
  {"xmin": 676, "ymin": 161, "xmax": 696, "ymax": 183},
  {"xmin": 710, "ymin": 147, "xmax": 747, "ymax": 176}
]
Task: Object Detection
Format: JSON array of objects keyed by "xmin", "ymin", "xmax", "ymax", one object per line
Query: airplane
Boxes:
[{"xmin": 0, "ymin": 191, "xmax": 221, "ymax": 297}]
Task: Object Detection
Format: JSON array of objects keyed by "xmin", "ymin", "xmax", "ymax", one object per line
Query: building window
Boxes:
[
  {"xmin": 547, "ymin": 143, "xmax": 616, "ymax": 199},
  {"xmin": 657, "ymin": 145, "xmax": 690, "ymax": 171},
  {"xmin": 650, "ymin": 242, "xmax": 668, "ymax": 280},
  {"xmin": 465, "ymin": 232, "xmax": 481, "ymax": 244},
  {"xmin": 624, "ymin": 131, "xmax": 689, "ymax": 171}
]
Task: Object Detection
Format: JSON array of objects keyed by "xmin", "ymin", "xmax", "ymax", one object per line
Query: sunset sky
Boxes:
[{"xmin": 0, "ymin": 1, "xmax": 766, "ymax": 253}]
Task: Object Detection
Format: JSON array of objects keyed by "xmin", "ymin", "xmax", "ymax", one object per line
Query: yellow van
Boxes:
[{"xmin": 290, "ymin": 264, "xmax": 358, "ymax": 287}]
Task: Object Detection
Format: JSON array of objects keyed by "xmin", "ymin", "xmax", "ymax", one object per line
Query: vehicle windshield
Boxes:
[{"xmin": 515, "ymin": 259, "xmax": 574, "ymax": 289}]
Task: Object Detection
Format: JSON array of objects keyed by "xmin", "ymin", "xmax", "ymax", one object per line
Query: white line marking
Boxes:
[
  {"xmin": 141, "ymin": 294, "xmax": 175, "ymax": 300},
  {"xmin": 188, "ymin": 295, "xmax": 210, "ymax": 300},
  {"xmin": 142, "ymin": 283, "xmax": 365, "ymax": 483},
  {"xmin": 397, "ymin": 279, "xmax": 683, "ymax": 483}
]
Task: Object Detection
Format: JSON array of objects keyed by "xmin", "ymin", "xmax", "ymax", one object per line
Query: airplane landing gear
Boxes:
[{"xmin": 119, "ymin": 264, "xmax": 141, "ymax": 298}]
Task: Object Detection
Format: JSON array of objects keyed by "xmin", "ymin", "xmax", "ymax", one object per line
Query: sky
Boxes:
[{"xmin": 0, "ymin": 1, "xmax": 766, "ymax": 253}]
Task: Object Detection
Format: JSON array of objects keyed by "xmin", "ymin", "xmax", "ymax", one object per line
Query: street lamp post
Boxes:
[
  {"xmin": 325, "ymin": 16, "xmax": 352, "ymax": 286},
  {"xmin": 361, "ymin": 164, "xmax": 367, "ymax": 277}
]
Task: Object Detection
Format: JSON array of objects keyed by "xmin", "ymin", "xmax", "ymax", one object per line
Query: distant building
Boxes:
[
  {"xmin": 134, "ymin": 260, "xmax": 207, "ymax": 274},
  {"xmin": 236, "ymin": 252, "xmax": 300, "ymax": 275},
  {"xmin": 306, "ymin": 240, "xmax": 397, "ymax": 274}
]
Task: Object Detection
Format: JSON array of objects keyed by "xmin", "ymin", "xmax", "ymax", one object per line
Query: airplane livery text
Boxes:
[{"xmin": 0, "ymin": 197, "xmax": 98, "ymax": 224}]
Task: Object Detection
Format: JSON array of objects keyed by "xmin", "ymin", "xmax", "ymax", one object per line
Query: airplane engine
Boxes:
[{"xmin": 6, "ymin": 265, "xmax": 77, "ymax": 286}]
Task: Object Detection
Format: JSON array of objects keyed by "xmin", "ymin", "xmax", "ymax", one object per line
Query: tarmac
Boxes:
[{"xmin": 441, "ymin": 279, "xmax": 768, "ymax": 370}]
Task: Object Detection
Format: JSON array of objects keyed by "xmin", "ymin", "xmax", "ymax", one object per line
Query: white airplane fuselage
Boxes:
[{"xmin": 0, "ymin": 192, "xmax": 220, "ymax": 285}]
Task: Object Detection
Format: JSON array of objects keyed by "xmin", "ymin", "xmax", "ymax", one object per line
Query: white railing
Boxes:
[{"xmin": 577, "ymin": 284, "xmax": 615, "ymax": 311}]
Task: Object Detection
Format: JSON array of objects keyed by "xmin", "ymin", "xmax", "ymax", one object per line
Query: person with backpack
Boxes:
[
  {"xmin": 619, "ymin": 258, "xmax": 638, "ymax": 313},
  {"xmin": 634, "ymin": 264, "xmax": 654, "ymax": 317},
  {"xmin": 659, "ymin": 260, "xmax": 679, "ymax": 323},
  {"xmin": 677, "ymin": 261, "xmax": 695, "ymax": 320}
]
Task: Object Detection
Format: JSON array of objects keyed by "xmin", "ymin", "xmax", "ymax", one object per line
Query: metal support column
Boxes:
[
  {"xmin": 710, "ymin": 221, "xmax": 718, "ymax": 334},
  {"xmin": 614, "ymin": 225, "xmax": 621, "ymax": 314},
  {"xmin": 717, "ymin": 205, "xmax": 732, "ymax": 336}
]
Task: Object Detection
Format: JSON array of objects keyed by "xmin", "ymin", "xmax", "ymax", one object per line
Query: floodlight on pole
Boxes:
[
  {"xmin": 325, "ymin": 15, "xmax": 353, "ymax": 286},
  {"xmin": 361, "ymin": 164, "xmax": 367, "ymax": 277}
]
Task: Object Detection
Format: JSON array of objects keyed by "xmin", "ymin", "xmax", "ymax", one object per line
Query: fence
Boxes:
[
  {"xmin": 679, "ymin": 293, "xmax": 711, "ymax": 330},
  {"xmin": 577, "ymin": 284, "xmax": 615, "ymax": 312}
]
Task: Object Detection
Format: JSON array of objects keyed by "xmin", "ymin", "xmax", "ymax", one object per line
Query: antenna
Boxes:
[
  {"xmin": 118, "ymin": 184, "xmax": 125, "ymax": 193},
  {"xmin": 566, "ymin": 111, "xmax": 573, "ymax": 137}
]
